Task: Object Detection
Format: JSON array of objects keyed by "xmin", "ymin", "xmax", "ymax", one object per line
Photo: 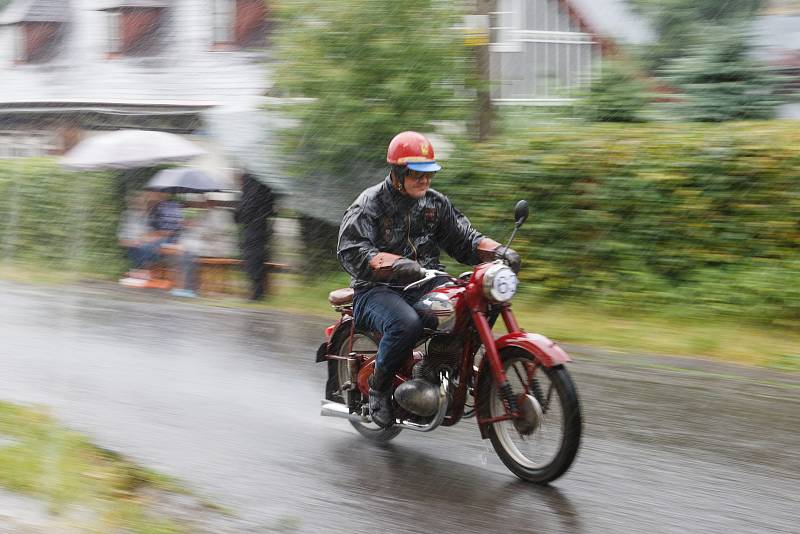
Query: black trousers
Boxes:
[{"xmin": 242, "ymin": 223, "xmax": 267, "ymax": 299}]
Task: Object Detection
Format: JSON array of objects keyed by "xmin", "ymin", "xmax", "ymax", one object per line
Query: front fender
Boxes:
[{"xmin": 495, "ymin": 332, "xmax": 571, "ymax": 367}]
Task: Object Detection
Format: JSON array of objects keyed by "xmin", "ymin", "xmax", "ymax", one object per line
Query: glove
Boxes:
[
  {"xmin": 493, "ymin": 246, "xmax": 521, "ymax": 274},
  {"xmin": 391, "ymin": 258, "xmax": 424, "ymax": 283}
]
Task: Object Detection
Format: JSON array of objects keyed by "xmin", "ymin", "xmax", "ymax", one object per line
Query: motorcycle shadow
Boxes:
[{"xmin": 328, "ymin": 437, "xmax": 583, "ymax": 532}]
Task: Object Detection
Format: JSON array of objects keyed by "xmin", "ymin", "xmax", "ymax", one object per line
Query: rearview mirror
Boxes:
[{"xmin": 514, "ymin": 200, "xmax": 529, "ymax": 226}]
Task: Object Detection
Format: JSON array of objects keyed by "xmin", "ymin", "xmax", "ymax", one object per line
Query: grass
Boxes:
[
  {"xmin": 2, "ymin": 264, "xmax": 798, "ymax": 371},
  {"xmin": 0, "ymin": 401, "xmax": 201, "ymax": 533},
  {"xmin": 0, "ymin": 262, "xmax": 87, "ymax": 285}
]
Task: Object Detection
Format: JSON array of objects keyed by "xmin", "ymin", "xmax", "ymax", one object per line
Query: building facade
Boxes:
[{"xmin": 0, "ymin": 0, "xmax": 270, "ymax": 165}]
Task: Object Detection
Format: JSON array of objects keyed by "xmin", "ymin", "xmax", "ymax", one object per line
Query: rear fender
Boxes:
[
  {"xmin": 315, "ymin": 316, "xmax": 353, "ymax": 363},
  {"xmin": 495, "ymin": 332, "xmax": 571, "ymax": 367}
]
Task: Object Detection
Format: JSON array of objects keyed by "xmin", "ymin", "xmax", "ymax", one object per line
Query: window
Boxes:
[
  {"xmin": 14, "ymin": 25, "xmax": 25, "ymax": 62},
  {"xmin": 213, "ymin": 0, "xmax": 235, "ymax": 44},
  {"xmin": 107, "ymin": 10, "xmax": 121, "ymax": 54},
  {"xmin": 212, "ymin": 0, "xmax": 267, "ymax": 48},
  {"xmin": 104, "ymin": 7, "xmax": 164, "ymax": 57},
  {"xmin": 489, "ymin": 0, "xmax": 599, "ymax": 103},
  {"xmin": 13, "ymin": 22, "xmax": 62, "ymax": 63}
]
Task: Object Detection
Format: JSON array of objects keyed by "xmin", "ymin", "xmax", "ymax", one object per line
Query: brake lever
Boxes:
[{"xmin": 402, "ymin": 269, "xmax": 448, "ymax": 292}]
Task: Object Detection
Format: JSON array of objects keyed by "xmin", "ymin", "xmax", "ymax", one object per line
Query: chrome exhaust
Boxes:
[
  {"xmin": 319, "ymin": 374, "xmax": 451, "ymax": 433},
  {"xmin": 320, "ymin": 400, "xmax": 365, "ymax": 422}
]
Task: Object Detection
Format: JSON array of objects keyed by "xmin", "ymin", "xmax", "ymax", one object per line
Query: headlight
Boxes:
[{"xmin": 482, "ymin": 263, "xmax": 518, "ymax": 303}]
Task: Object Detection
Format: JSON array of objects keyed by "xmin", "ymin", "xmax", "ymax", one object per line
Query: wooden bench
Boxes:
[
  {"xmin": 130, "ymin": 245, "xmax": 290, "ymax": 296},
  {"xmin": 194, "ymin": 258, "xmax": 291, "ymax": 296}
]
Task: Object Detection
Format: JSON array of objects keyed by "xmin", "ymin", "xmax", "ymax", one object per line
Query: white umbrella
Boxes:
[{"xmin": 61, "ymin": 129, "xmax": 206, "ymax": 171}]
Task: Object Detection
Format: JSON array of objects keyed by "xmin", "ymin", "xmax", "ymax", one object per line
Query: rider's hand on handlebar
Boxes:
[
  {"xmin": 391, "ymin": 258, "xmax": 425, "ymax": 283},
  {"xmin": 493, "ymin": 246, "xmax": 521, "ymax": 274}
]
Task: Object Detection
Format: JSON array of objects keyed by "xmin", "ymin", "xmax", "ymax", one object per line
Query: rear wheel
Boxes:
[
  {"xmin": 335, "ymin": 331, "xmax": 402, "ymax": 443},
  {"xmin": 478, "ymin": 348, "xmax": 582, "ymax": 484}
]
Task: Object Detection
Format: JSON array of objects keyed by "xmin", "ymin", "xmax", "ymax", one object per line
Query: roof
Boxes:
[
  {"xmin": 0, "ymin": 0, "xmax": 30, "ymax": 25},
  {"xmin": 27, "ymin": 0, "xmax": 70, "ymax": 21},
  {"xmin": 567, "ymin": 0, "xmax": 655, "ymax": 46},
  {"xmin": 3, "ymin": 0, "xmax": 72, "ymax": 23}
]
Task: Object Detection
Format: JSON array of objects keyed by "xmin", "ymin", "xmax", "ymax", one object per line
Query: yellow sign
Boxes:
[{"xmin": 463, "ymin": 29, "xmax": 489, "ymax": 47}]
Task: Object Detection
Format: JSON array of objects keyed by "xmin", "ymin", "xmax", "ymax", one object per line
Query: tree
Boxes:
[
  {"xmin": 630, "ymin": 0, "xmax": 764, "ymax": 69},
  {"xmin": 273, "ymin": 0, "xmax": 469, "ymax": 179},
  {"xmin": 661, "ymin": 25, "xmax": 784, "ymax": 121}
]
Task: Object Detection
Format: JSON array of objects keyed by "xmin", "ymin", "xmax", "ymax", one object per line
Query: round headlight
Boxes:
[{"xmin": 482, "ymin": 263, "xmax": 518, "ymax": 303}]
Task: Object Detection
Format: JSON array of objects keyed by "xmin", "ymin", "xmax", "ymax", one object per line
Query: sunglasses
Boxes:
[{"xmin": 406, "ymin": 170, "xmax": 436, "ymax": 183}]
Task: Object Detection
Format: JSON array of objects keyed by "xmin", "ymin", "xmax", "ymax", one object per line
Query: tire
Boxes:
[
  {"xmin": 334, "ymin": 330, "xmax": 402, "ymax": 443},
  {"xmin": 477, "ymin": 348, "xmax": 582, "ymax": 484}
]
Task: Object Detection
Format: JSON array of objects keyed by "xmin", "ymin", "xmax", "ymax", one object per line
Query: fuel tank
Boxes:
[{"xmin": 412, "ymin": 285, "xmax": 465, "ymax": 334}]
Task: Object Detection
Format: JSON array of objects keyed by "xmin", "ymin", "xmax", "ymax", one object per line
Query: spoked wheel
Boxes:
[
  {"xmin": 478, "ymin": 348, "xmax": 582, "ymax": 484},
  {"xmin": 336, "ymin": 331, "xmax": 402, "ymax": 443}
]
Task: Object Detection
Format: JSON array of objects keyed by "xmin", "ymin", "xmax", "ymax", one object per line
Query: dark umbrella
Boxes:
[{"xmin": 145, "ymin": 168, "xmax": 223, "ymax": 193}]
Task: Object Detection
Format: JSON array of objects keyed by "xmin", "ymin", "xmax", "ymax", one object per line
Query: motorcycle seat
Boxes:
[{"xmin": 328, "ymin": 287, "xmax": 354, "ymax": 306}]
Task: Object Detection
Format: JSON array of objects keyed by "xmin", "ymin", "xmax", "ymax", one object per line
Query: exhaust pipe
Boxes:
[
  {"xmin": 320, "ymin": 374, "xmax": 450, "ymax": 433},
  {"xmin": 320, "ymin": 400, "xmax": 365, "ymax": 422}
]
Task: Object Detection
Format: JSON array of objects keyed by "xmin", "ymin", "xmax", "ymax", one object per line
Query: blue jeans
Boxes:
[
  {"xmin": 128, "ymin": 237, "xmax": 171, "ymax": 269},
  {"xmin": 353, "ymin": 283, "xmax": 441, "ymax": 375},
  {"xmin": 176, "ymin": 252, "xmax": 198, "ymax": 290}
]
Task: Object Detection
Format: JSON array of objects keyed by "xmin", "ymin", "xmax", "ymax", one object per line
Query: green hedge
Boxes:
[
  {"xmin": 441, "ymin": 121, "xmax": 800, "ymax": 324},
  {"xmin": 0, "ymin": 158, "xmax": 125, "ymax": 277},
  {"xmin": 2, "ymin": 122, "xmax": 799, "ymax": 326}
]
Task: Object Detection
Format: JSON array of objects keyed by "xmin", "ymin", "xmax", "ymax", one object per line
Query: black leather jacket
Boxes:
[{"xmin": 338, "ymin": 177, "xmax": 484, "ymax": 289}]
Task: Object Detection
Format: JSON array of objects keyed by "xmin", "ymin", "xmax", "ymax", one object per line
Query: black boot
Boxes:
[{"xmin": 368, "ymin": 366, "xmax": 394, "ymax": 428}]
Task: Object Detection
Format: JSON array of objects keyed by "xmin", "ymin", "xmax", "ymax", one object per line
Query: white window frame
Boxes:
[
  {"xmin": 0, "ymin": 131, "xmax": 54, "ymax": 159},
  {"xmin": 490, "ymin": 0, "xmax": 523, "ymax": 52},
  {"xmin": 108, "ymin": 10, "xmax": 122, "ymax": 53},
  {"xmin": 14, "ymin": 24, "xmax": 26, "ymax": 62},
  {"xmin": 213, "ymin": 0, "xmax": 236, "ymax": 44}
]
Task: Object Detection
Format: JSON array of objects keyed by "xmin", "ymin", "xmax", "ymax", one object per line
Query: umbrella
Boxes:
[
  {"xmin": 61, "ymin": 129, "xmax": 206, "ymax": 170},
  {"xmin": 145, "ymin": 168, "xmax": 222, "ymax": 193}
]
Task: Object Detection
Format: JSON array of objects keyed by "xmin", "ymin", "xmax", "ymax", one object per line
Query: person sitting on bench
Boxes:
[
  {"xmin": 119, "ymin": 191, "xmax": 182, "ymax": 287},
  {"xmin": 169, "ymin": 194, "xmax": 238, "ymax": 298}
]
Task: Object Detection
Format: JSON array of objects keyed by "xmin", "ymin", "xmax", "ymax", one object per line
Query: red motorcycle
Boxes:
[{"xmin": 317, "ymin": 201, "xmax": 582, "ymax": 483}]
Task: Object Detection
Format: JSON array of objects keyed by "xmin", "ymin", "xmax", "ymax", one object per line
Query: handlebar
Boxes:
[{"xmin": 402, "ymin": 268, "xmax": 450, "ymax": 292}]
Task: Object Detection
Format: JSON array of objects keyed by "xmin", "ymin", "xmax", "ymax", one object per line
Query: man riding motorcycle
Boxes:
[{"xmin": 337, "ymin": 131, "xmax": 520, "ymax": 427}]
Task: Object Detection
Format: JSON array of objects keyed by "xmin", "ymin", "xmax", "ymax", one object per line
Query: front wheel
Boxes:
[{"xmin": 477, "ymin": 348, "xmax": 582, "ymax": 484}]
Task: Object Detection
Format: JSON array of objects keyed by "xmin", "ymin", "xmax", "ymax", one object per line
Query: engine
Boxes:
[{"xmin": 413, "ymin": 334, "xmax": 462, "ymax": 383}]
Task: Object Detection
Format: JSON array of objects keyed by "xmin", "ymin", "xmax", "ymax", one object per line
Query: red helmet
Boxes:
[{"xmin": 386, "ymin": 131, "xmax": 442, "ymax": 172}]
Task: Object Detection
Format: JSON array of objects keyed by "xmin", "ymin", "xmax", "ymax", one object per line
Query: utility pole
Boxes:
[{"xmin": 475, "ymin": 0, "xmax": 492, "ymax": 141}]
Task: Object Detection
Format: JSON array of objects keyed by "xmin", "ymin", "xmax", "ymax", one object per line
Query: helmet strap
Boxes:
[{"xmin": 390, "ymin": 165, "xmax": 409, "ymax": 194}]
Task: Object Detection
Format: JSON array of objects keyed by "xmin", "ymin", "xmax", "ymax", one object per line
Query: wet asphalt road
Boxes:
[{"xmin": 0, "ymin": 281, "xmax": 797, "ymax": 533}]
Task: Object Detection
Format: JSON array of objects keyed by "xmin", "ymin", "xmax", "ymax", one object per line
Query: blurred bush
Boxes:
[
  {"xmin": 0, "ymin": 158, "xmax": 124, "ymax": 277},
  {"xmin": 575, "ymin": 60, "xmax": 651, "ymax": 122},
  {"xmin": 440, "ymin": 121, "xmax": 800, "ymax": 324}
]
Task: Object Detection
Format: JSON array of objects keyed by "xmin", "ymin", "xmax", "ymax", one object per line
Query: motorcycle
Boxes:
[{"xmin": 316, "ymin": 200, "xmax": 582, "ymax": 484}]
